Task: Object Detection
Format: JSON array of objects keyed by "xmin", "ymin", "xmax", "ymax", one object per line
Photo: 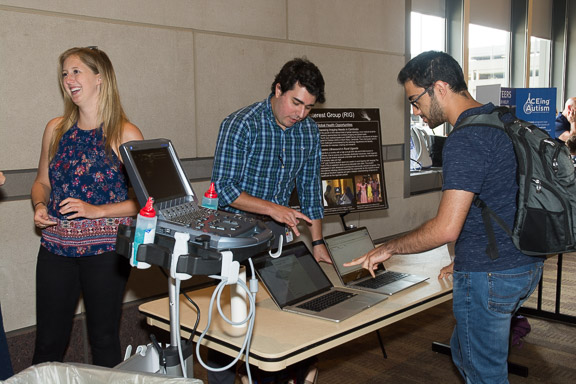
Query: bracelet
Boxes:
[
  {"xmin": 311, "ymin": 239, "xmax": 325, "ymax": 247},
  {"xmin": 34, "ymin": 201, "xmax": 46, "ymax": 208}
]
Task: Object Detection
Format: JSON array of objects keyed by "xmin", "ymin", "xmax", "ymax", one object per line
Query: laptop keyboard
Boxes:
[
  {"xmin": 356, "ymin": 271, "xmax": 409, "ymax": 289},
  {"xmin": 297, "ymin": 290, "xmax": 356, "ymax": 312}
]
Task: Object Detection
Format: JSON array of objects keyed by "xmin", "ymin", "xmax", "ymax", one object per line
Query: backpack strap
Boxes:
[
  {"xmin": 452, "ymin": 106, "xmax": 511, "ymax": 132},
  {"xmin": 472, "ymin": 195, "xmax": 513, "ymax": 260}
]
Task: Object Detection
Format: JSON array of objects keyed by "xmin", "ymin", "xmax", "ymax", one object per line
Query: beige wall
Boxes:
[{"xmin": 0, "ymin": 0, "xmax": 442, "ymax": 333}]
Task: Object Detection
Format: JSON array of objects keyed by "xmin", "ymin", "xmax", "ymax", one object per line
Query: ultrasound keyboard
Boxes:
[{"xmin": 154, "ymin": 199, "xmax": 272, "ymax": 250}]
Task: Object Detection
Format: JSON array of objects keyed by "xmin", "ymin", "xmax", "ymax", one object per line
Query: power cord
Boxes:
[
  {"xmin": 195, "ymin": 256, "xmax": 259, "ymax": 383},
  {"xmin": 158, "ymin": 267, "xmax": 201, "ymax": 343}
]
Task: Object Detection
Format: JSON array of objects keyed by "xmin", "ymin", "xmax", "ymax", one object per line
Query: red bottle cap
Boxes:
[
  {"xmin": 204, "ymin": 182, "xmax": 218, "ymax": 199},
  {"xmin": 140, "ymin": 197, "xmax": 156, "ymax": 218}
]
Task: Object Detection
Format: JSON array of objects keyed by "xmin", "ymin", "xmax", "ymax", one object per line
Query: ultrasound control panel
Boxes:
[
  {"xmin": 156, "ymin": 201, "xmax": 271, "ymax": 250},
  {"xmin": 160, "ymin": 203, "xmax": 247, "ymax": 234}
]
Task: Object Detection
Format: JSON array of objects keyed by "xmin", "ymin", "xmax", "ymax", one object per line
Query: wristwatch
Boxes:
[{"xmin": 311, "ymin": 239, "xmax": 325, "ymax": 247}]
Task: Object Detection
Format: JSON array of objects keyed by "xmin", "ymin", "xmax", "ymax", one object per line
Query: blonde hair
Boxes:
[{"xmin": 49, "ymin": 47, "xmax": 128, "ymax": 160}]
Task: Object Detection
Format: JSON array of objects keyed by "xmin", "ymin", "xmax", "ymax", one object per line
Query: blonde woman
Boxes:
[{"xmin": 31, "ymin": 47, "xmax": 143, "ymax": 367}]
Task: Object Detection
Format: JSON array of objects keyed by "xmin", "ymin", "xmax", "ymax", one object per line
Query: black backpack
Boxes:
[{"xmin": 453, "ymin": 106, "xmax": 576, "ymax": 259}]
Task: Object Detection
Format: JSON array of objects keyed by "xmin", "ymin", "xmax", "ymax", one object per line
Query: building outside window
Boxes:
[
  {"xmin": 529, "ymin": 36, "xmax": 551, "ymax": 88},
  {"xmin": 468, "ymin": 24, "xmax": 510, "ymax": 98}
]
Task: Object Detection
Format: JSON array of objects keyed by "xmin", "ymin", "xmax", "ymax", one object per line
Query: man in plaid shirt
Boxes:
[{"xmin": 212, "ymin": 57, "xmax": 330, "ymax": 264}]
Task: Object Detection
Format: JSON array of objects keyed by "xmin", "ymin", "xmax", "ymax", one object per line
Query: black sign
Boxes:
[{"xmin": 290, "ymin": 108, "xmax": 388, "ymax": 216}]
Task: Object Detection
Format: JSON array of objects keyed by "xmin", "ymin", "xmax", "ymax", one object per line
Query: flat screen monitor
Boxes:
[{"xmin": 119, "ymin": 139, "xmax": 196, "ymax": 207}]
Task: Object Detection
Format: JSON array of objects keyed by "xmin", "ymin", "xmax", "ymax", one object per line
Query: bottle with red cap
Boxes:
[
  {"xmin": 202, "ymin": 182, "xmax": 219, "ymax": 210},
  {"xmin": 132, "ymin": 197, "xmax": 156, "ymax": 269}
]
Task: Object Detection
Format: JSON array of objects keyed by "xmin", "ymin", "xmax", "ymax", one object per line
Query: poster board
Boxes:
[
  {"xmin": 290, "ymin": 108, "xmax": 388, "ymax": 216},
  {"xmin": 476, "ymin": 85, "xmax": 557, "ymax": 137},
  {"xmin": 501, "ymin": 87, "xmax": 556, "ymax": 137}
]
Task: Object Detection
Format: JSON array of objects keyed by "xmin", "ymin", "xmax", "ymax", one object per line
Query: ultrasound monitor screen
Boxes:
[{"xmin": 129, "ymin": 147, "xmax": 188, "ymax": 203}]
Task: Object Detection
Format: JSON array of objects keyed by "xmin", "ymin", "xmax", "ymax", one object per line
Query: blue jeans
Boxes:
[{"xmin": 450, "ymin": 261, "xmax": 543, "ymax": 384}]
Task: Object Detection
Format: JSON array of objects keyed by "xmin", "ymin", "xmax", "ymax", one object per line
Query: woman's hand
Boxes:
[
  {"xmin": 34, "ymin": 203, "xmax": 57, "ymax": 229},
  {"xmin": 59, "ymin": 197, "xmax": 102, "ymax": 219}
]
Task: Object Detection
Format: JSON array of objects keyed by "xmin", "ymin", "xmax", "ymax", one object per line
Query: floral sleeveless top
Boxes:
[{"xmin": 41, "ymin": 123, "xmax": 133, "ymax": 257}]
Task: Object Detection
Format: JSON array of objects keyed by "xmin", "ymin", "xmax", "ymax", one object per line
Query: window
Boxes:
[
  {"xmin": 468, "ymin": 24, "xmax": 510, "ymax": 98},
  {"xmin": 529, "ymin": 36, "xmax": 551, "ymax": 88},
  {"xmin": 410, "ymin": 11, "xmax": 447, "ymax": 142},
  {"xmin": 411, "ymin": 12, "xmax": 445, "ymax": 58}
]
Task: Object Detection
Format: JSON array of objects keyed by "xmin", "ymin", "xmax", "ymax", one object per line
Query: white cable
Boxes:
[
  {"xmin": 174, "ymin": 277, "xmax": 187, "ymax": 378},
  {"xmin": 171, "ymin": 232, "xmax": 192, "ymax": 378},
  {"xmin": 195, "ymin": 259, "xmax": 258, "ymax": 383}
]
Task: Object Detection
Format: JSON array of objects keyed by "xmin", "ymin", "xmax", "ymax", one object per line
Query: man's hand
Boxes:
[
  {"xmin": 313, "ymin": 244, "xmax": 332, "ymax": 264},
  {"xmin": 568, "ymin": 108, "xmax": 576, "ymax": 124},
  {"xmin": 343, "ymin": 244, "xmax": 393, "ymax": 278},
  {"xmin": 438, "ymin": 262, "xmax": 454, "ymax": 279},
  {"xmin": 230, "ymin": 192, "xmax": 313, "ymax": 237},
  {"xmin": 268, "ymin": 205, "xmax": 312, "ymax": 236}
]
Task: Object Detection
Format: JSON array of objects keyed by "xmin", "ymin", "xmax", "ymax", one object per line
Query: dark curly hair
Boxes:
[{"xmin": 271, "ymin": 58, "xmax": 325, "ymax": 104}]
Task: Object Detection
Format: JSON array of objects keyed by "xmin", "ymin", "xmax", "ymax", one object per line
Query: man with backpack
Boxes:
[{"xmin": 344, "ymin": 51, "xmax": 544, "ymax": 383}]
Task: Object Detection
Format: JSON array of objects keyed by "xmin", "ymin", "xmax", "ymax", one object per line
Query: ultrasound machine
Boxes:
[
  {"xmin": 116, "ymin": 138, "xmax": 273, "ymax": 273},
  {"xmin": 114, "ymin": 139, "xmax": 274, "ymax": 381}
]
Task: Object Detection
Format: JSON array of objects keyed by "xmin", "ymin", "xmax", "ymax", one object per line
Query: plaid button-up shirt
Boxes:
[{"xmin": 212, "ymin": 94, "xmax": 323, "ymax": 220}]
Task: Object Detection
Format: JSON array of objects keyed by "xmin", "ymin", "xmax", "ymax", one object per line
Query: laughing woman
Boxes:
[{"xmin": 30, "ymin": 47, "xmax": 143, "ymax": 367}]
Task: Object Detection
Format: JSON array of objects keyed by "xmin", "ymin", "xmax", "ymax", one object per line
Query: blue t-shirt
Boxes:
[
  {"xmin": 555, "ymin": 112, "xmax": 569, "ymax": 140},
  {"xmin": 442, "ymin": 103, "xmax": 542, "ymax": 272}
]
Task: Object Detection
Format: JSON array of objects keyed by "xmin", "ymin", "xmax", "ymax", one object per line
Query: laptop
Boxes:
[
  {"xmin": 324, "ymin": 227, "xmax": 429, "ymax": 295},
  {"xmin": 252, "ymin": 241, "xmax": 386, "ymax": 322}
]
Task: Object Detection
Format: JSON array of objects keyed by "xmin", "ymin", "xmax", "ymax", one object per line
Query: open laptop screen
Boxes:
[
  {"xmin": 324, "ymin": 227, "xmax": 385, "ymax": 280},
  {"xmin": 254, "ymin": 242, "xmax": 333, "ymax": 307}
]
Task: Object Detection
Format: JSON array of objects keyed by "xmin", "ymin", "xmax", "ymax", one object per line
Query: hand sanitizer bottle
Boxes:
[
  {"xmin": 132, "ymin": 197, "xmax": 156, "ymax": 269},
  {"xmin": 202, "ymin": 182, "xmax": 219, "ymax": 210}
]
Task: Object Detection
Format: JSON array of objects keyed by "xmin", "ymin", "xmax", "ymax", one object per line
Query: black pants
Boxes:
[
  {"xmin": 0, "ymin": 303, "xmax": 13, "ymax": 380},
  {"xmin": 32, "ymin": 246, "xmax": 130, "ymax": 368}
]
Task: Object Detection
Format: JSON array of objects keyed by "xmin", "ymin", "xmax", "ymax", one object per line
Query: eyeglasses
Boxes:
[{"xmin": 409, "ymin": 86, "xmax": 432, "ymax": 109}]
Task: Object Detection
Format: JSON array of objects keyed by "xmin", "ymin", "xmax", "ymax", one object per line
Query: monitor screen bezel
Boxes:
[{"xmin": 120, "ymin": 138, "xmax": 196, "ymax": 208}]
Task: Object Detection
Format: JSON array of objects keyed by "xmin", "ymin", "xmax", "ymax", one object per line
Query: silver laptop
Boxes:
[
  {"xmin": 252, "ymin": 241, "xmax": 386, "ymax": 322},
  {"xmin": 324, "ymin": 227, "xmax": 429, "ymax": 295}
]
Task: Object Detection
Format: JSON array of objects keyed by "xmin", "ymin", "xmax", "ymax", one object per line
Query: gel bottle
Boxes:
[
  {"xmin": 132, "ymin": 197, "xmax": 156, "ymax": 269},
  {"xmin": 202, "ymin": 182, "xmax": 219, "ymax": 210}
]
